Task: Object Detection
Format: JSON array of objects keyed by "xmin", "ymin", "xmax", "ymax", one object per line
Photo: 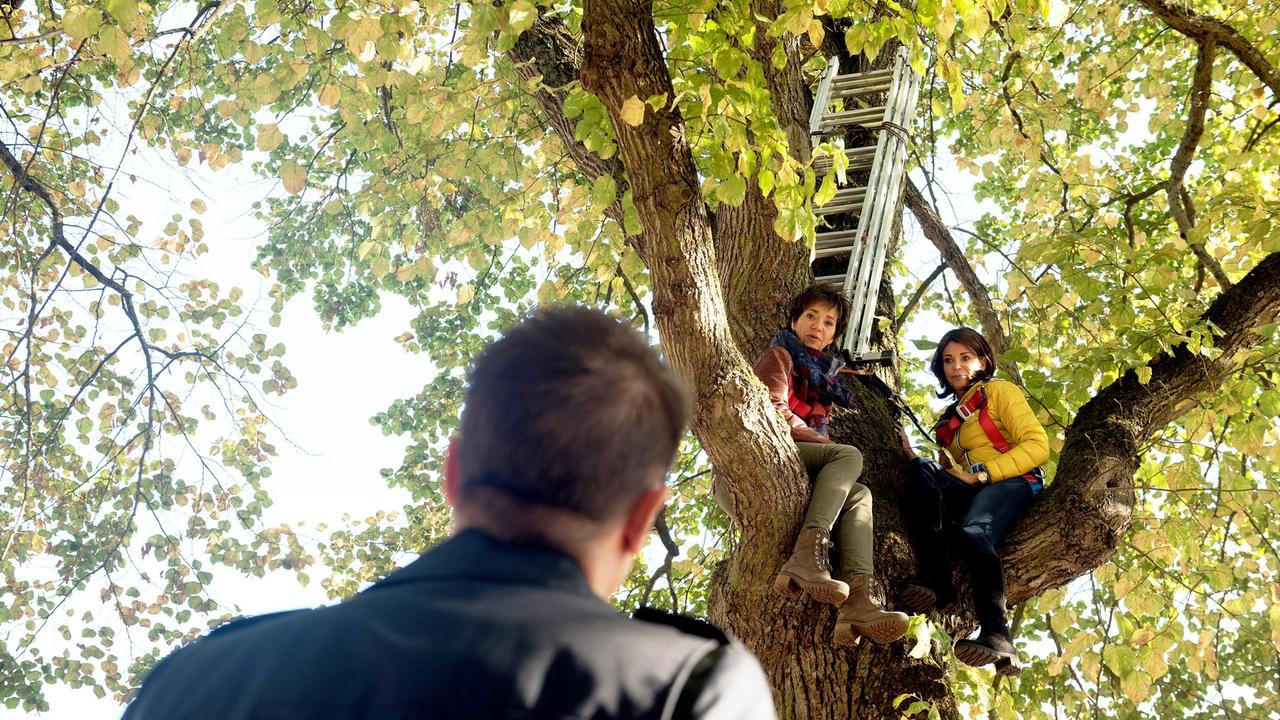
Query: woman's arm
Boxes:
[
  {"xmin": 752, "ymin": 347, "xmax": 828, "ymax": 444},
  {"xmin": 983, "ymin": 381, "xmax": 1049, "ymax": 481}
]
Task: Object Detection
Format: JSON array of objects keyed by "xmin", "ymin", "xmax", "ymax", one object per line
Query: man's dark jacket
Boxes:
[{"xmin": 122, "ymin": 530, "xmax": 776, "ymax": 719}]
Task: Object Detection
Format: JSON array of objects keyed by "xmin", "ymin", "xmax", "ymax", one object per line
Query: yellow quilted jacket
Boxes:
[{"xmin": 940, "ymin": 379, "xmax": 1049, "ymax": 482}]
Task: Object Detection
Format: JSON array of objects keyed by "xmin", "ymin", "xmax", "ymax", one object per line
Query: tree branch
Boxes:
[
  {"xmin": 894, "ymin": 261, "xmax": 945, "ymax": 331},
  {"xmin": 1135, "ymin": 0, "xmax": 1280, "ymax": 99},
  {"xmin": 507, "ymin": 15, "xmax": 628, "ymax": 227},
  {"xmin": 1166, "ymin": 39, "xmax": 1231, "ymax": 289},
  {"xmin": 580, "ymin": 0, "xmax": 807, "ymax": 566},
  {"xmin": 1004, "ymin": 248, "xmax": 1280, "ymax": 601}
]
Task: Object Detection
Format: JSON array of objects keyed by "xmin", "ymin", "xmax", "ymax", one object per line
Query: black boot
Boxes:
[
  {"xmin": 955, "ymin": 632, "xmax": 1021, "ymax": 676},
  {"xmin": 899, "ymin": 577, "xmax": 955, "ymax": 614}
]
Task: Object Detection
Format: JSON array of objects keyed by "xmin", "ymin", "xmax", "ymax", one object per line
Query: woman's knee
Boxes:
[
  {"xmin": 844, "ymin": 481, "xmax": 871, "ymax": 511},
  {"xmin": 957, "ymin": 523, "xmax": 998, "ymax": 557},
  {"xmin": 827, "ymin": 443, "xmax": 863, "ymax": 473}
]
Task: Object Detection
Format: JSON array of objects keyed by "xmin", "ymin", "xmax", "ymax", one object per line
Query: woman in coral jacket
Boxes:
[
  {"xmin": 751, "ymin": 282, "xmax": 908, "ymax": 646},
  {"xmin": 898, "ymin": 327, "xmax": 1049, "ymax": 675}
]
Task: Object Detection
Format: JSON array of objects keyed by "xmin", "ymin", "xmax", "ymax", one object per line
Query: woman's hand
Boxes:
[
  {"xmin": 896, "ymin": 426, "xmax": 917, "ymax": 461},
  {"xmin": 945, "ymin": 466, "xmax": 981, "ymax": 485}
]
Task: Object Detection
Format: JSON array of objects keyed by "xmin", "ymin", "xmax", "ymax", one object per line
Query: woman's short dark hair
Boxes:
[
  {"xmin": 786, "ymin": 283, "xmax": 853, "ymax": 349},
  {"xmin": 929, "ymin": 327, "xmax": 996, "ymax": 397},
  {"xmin": 456, "ymin": 306, "xmax": 691, "ymax": 522}
]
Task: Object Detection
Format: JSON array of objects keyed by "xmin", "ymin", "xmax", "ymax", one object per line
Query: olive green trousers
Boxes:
[{"xmin": 796, "ymin": 442, "xmax": 874, "ymax": 577}]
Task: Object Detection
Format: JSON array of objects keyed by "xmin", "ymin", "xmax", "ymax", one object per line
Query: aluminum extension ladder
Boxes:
[{"xmin": 808, "ymin": 49, "xmax": 920, "ymax": 364}]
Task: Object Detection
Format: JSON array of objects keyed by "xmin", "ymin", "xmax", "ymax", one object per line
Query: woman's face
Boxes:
[
  {"xmin": 791, "ymin": 302, "xmax": 840, "ymax": 352},
  {"xmin": 941, "ymin": 341, "xmax": 986, "ymax": 392}
]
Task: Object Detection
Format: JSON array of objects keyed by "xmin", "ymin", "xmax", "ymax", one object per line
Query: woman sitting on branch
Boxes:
[
  {"xmin": 752, "ymin": 282, "xmax": 908, "ymax": 646},
  {"xmin": 898, "ymin": 327, "xmax": 1049, "ymax": 675}
]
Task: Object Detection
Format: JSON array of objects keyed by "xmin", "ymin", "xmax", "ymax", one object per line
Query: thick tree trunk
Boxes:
[
  {"xmin": 580, "ymin": 0, "xmax": 808, "ymax": 575},
  {"xmin": 579, "ymin": 4, "xmax": 960, "ymax": 717}
]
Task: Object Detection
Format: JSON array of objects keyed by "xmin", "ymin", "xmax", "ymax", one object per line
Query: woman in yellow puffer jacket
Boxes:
[{"xmin": 897, "ymin": 327, "xmax": 1048, "ymax": 676}]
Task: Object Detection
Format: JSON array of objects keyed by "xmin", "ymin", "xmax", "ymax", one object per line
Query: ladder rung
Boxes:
[
  {"xmin": 815, "ymin": 273, "xmax": 847, "ymax": 284},
  {"xmin": 819, "ymin": 106, "xmax": 887, "ymax": 128},
  {"xmin": 813, "ymin": 246, "xmax": 855, "ymax": 259},
  {"xmin": 831, "ymin": 81, "xmax": 893, "ymax": 99},
  {"xmin": 815, "ymin": 199, "xmax": 864, "ymax": 216},
  {"xmin": 815, "ymin": 229, "xmax": 859, "ymax": 248},
  {"xmin": 813, "ymin": 146, "xmax": 876, "ymax": 174},
  {"xmin": 831, "ymin": 69, "xmax": 893, "ymax": 87},
  {"xmin": 817, "ymin": 185, "xmax": 867, "ymax": 204},
  {"xmin": 829, "ymin": 186, "xmax": 867, "ymax": 202}
]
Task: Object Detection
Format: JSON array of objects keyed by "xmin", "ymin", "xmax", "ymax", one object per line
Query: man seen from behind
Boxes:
[{"xmin": 123, "ymin": 305, "xmax": 777, "ymax": 720}]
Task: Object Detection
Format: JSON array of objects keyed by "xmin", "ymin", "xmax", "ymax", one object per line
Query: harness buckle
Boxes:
[{"xmin": 956, "ymin": 403, "xmax": 974, "ymax": 421}]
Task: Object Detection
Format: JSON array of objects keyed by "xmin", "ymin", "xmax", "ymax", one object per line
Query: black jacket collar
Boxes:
[{"xmin": 368, "ymin": 529, "xmax": 598, "ymax": 597}]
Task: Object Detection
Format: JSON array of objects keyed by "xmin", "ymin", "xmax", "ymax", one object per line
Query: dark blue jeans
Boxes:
[{"xmin": 902, "ymin": 458, "xmax": 1034, "ymax": 637}]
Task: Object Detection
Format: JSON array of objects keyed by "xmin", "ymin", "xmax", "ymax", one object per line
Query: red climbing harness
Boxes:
[{"xmin": 934, "ymin": 383, "xmax": 1043, "ymax": 489}]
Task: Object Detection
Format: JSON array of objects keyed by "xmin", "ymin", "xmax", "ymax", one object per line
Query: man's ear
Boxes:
[
  {"xmin": 443, "ymin": 437, "xmax": 462, "ymax": 509},
  {"xmin": 620, "ymin": 483, "xmax": 668, "ymax": 555}
]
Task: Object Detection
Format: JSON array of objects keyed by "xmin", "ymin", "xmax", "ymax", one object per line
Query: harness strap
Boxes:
[
  {"xmin": 977, "ymin": 403, "xmax": 1011, "ymax": 454},
  {"xmin": 936, "ymin": 384, "xmax": 1042, "ymax": 487}
]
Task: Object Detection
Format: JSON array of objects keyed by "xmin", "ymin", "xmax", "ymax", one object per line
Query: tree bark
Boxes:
[
  {"xmin": 579, "ymin": 0, "xmax": 808, "ymax": 559},
  {"xmin": 710, "ymin": 0, "xmax": 815, "ymax": 358}
]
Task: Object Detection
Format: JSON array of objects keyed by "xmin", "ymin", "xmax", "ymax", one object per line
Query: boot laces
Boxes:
[{"xmin": 812, "ymin": 532, "xmax": 834, "ymax": 573}]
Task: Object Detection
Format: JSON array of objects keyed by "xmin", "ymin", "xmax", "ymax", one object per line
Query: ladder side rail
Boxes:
[
  {"xmin": 840, "ymin": 53, "xmax": 906, "ymax": 352},
  {"xmin": 809, "ymin": 57, "xmax": 840, "ymax": 141},
  {"xmin": 853, "ymin": 55, "xmax": 921, "ymax": 351},
  {"xmin": 842, "ymin": 51, "xmax": 911, "ymax": 352},
  {"xmin": 839, "ymin": 130, "xmax": 892, "ymax": 350}
]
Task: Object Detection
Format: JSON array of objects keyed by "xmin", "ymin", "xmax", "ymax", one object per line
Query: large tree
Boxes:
[{"xmin": 1, "ymin": 0, "xmax": 1277, "ymax": 717}]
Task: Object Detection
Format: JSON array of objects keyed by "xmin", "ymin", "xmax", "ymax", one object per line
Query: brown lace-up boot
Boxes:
[
  {"xmin": 773, "ymin": 528, "xmax": 849, "ymax": 605},
  {"xmin": 834, "ymin": 575, "xmax": 910, "ymax": 646}
]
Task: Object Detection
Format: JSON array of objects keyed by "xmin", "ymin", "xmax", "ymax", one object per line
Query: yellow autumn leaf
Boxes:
[
  {"xmin": 317, "ymin": 84, "xmax": 340, "ymax": 108},
  {"xmin": 257, "ymin": 124, "xmax": 285, "ymax": 152},
  {"xmin": 456, "ymin": 283, "xmax": 475, "ymax": 304},
  {"xmin": 63, "ymin": 5, "xmax": 103, "ymax": 41},
  {"xmin": 506, "ymin": 0, "xmax": 537, "ymax": 34},
  {"xmin": 619, "ymin": 95, "xmax": 645, "ymax": 126},
  {"xmin": 279, "ymin": 160, "xmax": 307, "ymax": 195}
]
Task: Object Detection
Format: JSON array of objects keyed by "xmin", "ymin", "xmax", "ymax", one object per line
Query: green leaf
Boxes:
[
  {"xmin": 103, "ymin": 0, "xmax": 141, "ymax": 31},
  {"xmin": 279, "ymin": 161, "xmax": 306, "ymax": 195},
  {"xmin": 715, "ymin": 176, "xmax": 746, "ymax": 206},
  {"xmin": 505, "ymin": 0, "xmax": 537, "ymax": 35},
  {"xmin": 257, "ymin": 124, "xmax": 285, "ymax": 152},
  {"xmin": 63, "ymin": 5, "xmax": 104, "ymax": 41},
  {"xmin": 1103, "ymin": 644, "xmax": 1137, "ymax": 678},
  {"xmin": 813, "ymin": 173, "xmax": 837, "ymax": 207},
  {"xmin": 591, "ymin": 175, "xmax": 617, "ymax": 208},
  {"xmin": 757, "ymin": 169, "xmax": 775, "ymax": 198}
]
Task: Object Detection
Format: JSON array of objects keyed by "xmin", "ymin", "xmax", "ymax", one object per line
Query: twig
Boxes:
[{"xmin": 894, "ymin": 262, "xmax": 945, "ymax": 330}]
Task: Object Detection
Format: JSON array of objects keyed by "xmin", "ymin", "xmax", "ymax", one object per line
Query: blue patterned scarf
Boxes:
[{"xmin": 771, "ymin": 329, "xmax": 853, "ymax": 410}]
